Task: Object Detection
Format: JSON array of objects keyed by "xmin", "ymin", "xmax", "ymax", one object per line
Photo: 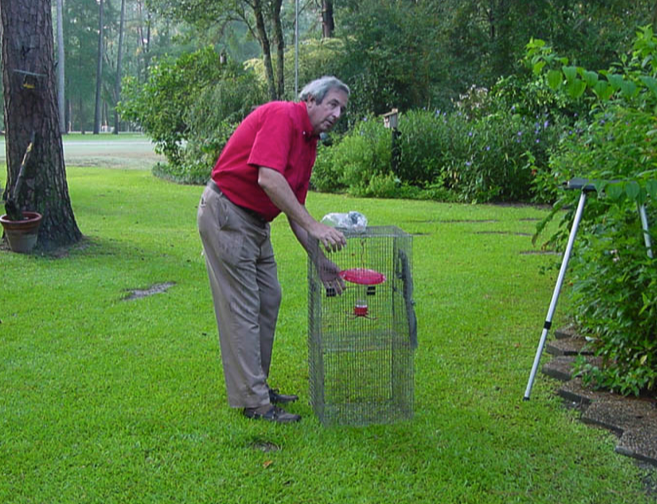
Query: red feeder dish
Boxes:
[
  {"xmin": 339, "ymin": 268, "xmax": 386, "ymax": 285},
  {"xmin": 354, "ymin": 301, "xmax": 369, "ymax": 317}
]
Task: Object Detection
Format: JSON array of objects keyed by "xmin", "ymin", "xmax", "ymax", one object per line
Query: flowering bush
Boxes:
[
  {"xmin": 313, "ymin": 104, "xmax": 563, "ymax": 203},
  {"xmin": 397, "ymin": 106, "xmax": 560, "ymax": 203}
]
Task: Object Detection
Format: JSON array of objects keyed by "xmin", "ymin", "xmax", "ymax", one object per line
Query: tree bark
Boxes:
[
  {"xmin": 272, "ymin": 0, "xmax": 284, "ymax": 98},
  {"xmin": 56, "ymin": 0, "xmax": 66, "ymax": 134},
  {"xmin": 113, "ymin": 0, "xmax": 126, "ymax": 134},
  {"xmin": 0, "ymin": 0, "xmax": 82, "ymax": 249},
  {"xmin": 322, "ymin": 0, "xmax": 334, "ymax": 38},
  {"xmin": 93, "ymin": 0, "xmax": 104, "ymax": 134},
  {"xmin": 136, "ymin": 0, "xmax": 151, "ymax": 80},
  {"xmin": 253, "ymin": 0, "xmax": 277, "ymax": 100}
]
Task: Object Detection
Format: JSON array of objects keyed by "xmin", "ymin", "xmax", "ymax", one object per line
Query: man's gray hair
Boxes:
[{"xmin": 299, "ymin": 76, "xmax": 350, "ymax": 104}]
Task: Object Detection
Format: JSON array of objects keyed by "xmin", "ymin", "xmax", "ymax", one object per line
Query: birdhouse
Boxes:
[{"xmin": 382, "ymin": 108, "xmax": 399, "ymax": 129}]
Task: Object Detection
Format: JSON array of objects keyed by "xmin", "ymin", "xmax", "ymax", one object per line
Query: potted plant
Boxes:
[{"xmin": 1, "ymin": 132, "xmax": 42, "ymax": 253}]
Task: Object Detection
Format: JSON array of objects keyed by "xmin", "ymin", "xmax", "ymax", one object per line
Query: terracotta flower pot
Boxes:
[{"xmin": 0, "ymin": 211, "xmax": 42, "ymax": 253}]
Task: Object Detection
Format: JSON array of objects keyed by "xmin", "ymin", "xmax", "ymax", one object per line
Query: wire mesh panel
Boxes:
[{"xmin": 308, "ymin": 226, "xmax": 416, "ymax": 426}]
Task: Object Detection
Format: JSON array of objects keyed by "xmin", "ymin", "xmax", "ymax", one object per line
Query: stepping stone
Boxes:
[
  {"xmin": 581, "ymin": 399, "xmax": 656, "ymax": 434},
  {"xmin": 557, "ymin": 378, "xmax": 623, "ymax": 406},
  {"xmin": 554, "ymin": 325, "xmax": 579, "ymax": 340},
  {"xmin": 542, "ymin": 356, "xmax": 576, "ymax": 381},
  {"xmin": 546, "ymin": 337, "xmax": 593, "ymax": 356},
  {"xmin": 616, "ymin": 416, "xmax": 657, "ymax": 466}
]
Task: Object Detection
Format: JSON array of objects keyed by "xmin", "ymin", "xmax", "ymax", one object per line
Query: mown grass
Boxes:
[{"xmin": 0, "ymin": 166, "xmax": 653, "ymax": 503}]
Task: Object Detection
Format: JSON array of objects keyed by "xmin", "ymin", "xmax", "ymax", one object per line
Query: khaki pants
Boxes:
[{"xmin": 197, "ymin": 182, "xmax": 281, "ymax": 408}]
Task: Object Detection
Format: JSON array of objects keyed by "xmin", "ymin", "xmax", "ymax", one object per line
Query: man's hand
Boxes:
[
  {"xmin": 317, "ymin": 256, "xmax": 346, "ymax": 295},
  {"xmin": 258, "ymin": 167, "xmax": 345, "ymax": 253},
  {"xmin": 309, "ymin": 221, "xmax": 346, "ymax": 253}
]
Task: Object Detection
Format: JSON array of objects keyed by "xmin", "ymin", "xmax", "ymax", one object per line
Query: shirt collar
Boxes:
[{"xmin": 297, "ymin": 101, "xmax": 318, "ymax": 141}]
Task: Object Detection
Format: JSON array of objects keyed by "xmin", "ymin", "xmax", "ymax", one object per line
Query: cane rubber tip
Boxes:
[{"xmin": 523, "ymin": 396, "xmax": 530, "ymax": 401}]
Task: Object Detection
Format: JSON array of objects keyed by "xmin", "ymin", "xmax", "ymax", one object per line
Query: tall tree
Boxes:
[
  {"xmin": 113, "ymin": 0, "xmax": 126, "ymax": 134},
  {"xmin": 56, "ymin": 0, "xmax": 66, "ymax": 133},
  {"xmin": 149, "ymin": 0, "xmax": 286, "ymax": 99},
  {"xmin": 321, "ymin": 0, "xmax": 334, "ymax": 38},
  {"xmin": 0, "ymin": 0, "xmax": 82, "ymax": 248},
  {"xmin": 64, "ymin": 0, "xmax": 97, "ymax": 132},
  {"xmin": 93, "ymin": 0, "xmax": 104, "ymax": 134},
  {"xmin": 137, "ymin": 0, "xmax": 152, "ymax": 79}
]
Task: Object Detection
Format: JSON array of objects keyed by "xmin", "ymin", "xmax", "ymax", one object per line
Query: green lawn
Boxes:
[{"xmin": 0, "ymin": 167, "xmax": 652, "ymax": 503}]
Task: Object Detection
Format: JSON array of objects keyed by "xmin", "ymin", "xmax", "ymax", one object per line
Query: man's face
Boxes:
[{"xmin": 306, "ymin": 88, "xmax": 349, "ymax": 135}]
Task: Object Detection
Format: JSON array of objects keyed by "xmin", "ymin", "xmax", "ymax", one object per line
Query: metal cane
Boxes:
[{"xmin": 523, "ymin": 179, "xmax": 594, "ymax": 401}]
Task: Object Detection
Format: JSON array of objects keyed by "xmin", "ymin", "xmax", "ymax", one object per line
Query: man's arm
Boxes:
[
  {"xmin": 288, "ymin": 216, "xmax": 346, "ymax": 294},
  {"xmin": 257, "ymin": 167, "xmax": 346, "ymax": 252}
]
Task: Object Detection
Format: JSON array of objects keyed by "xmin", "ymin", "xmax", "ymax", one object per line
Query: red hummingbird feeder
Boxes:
[{"xmin": 339, "ymin": 268, "xmax": 386, "ymax": 317}]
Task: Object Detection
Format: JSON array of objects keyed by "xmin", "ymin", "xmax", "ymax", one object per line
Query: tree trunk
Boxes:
[
  {"xmin": 0, "ymin": 0, "xmax": 82, "ymax": 249},
  {"xmin": 56, "ymin": 0, "xmax": 66, "ymax": 134},
  {"xmin": 322, "ymin": 0, "xmax": 334, "ymax": 38},
  {"xmin": 113, "ymin": 0, "xmax": 126, "ymax": 134},
  {"xmin": 93, "ymin": 0, "xmax": 104, "ymax": 134},
  {"xmin": 272, "ymin": 0, "xmax": 284, "ymax": 99},
  {"xmin": 253, "ymin": 0, "xmax": 277, "ymax": 100}
]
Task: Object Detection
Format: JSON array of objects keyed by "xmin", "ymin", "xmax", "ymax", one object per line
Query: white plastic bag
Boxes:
[{"xmin": 321, "ymin": 211, "xmax": 368, "ymax": 232}]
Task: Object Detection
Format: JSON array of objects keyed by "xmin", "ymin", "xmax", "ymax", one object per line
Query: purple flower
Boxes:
[
  {"xmin": 468, "ymin": 131, "xmax": 473, "ymax": 137},
  {"xmin": 485, "ymin": 146, "xmax": 490, "ymax": 151},
  {"xmin": 544, "ymin": 120, "xmax": 549, "ymax": 128},
  {"xmin": 465, "ymin": 161, "xmax": 472, "ymax": 167}
]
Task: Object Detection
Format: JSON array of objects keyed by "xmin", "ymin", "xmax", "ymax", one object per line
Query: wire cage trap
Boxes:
[{"xmin": 308, "ymin": 226, "xmax": 417, "ymax": 426}]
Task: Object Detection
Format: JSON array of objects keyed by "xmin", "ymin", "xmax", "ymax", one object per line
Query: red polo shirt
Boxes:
[{"xmin": 211, "ymin": 101, "xmax": 318, "ymax": 222}]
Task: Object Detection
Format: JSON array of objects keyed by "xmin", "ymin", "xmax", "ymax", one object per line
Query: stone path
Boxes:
[{"xmin": 542, "ymin": 326, "xmax": 657, "ymax": 466}]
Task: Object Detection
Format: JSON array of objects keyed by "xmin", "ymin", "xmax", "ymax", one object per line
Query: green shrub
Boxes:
[
  {"xmin": 154, "ymin": 120, "xmax": 238, "ymax": 185},
  {"xmin": 543, "ymin": 106, "xmax": 657, "ymax": 395},
  {"xmin": 310, "ymin": 142, "xmax": 347, "ymax": 193},
  {"xmin": 119, "ymin": 47, "xmax": 226, "ymax": 165},
  {"xmin": 120, "ymin": 48, "xmax": 265, "ymax": 184},
  {"xmin": 395, "ymin": 107, "xmax": 562, "ymax": 203},
  {"xmin": 314, "ymin": 105, "xmax": 563, "ymax": 204},
  {"xmin": 397, "ymin": 109, "xmax": 450, "ymax": 186},
  {"xmin": 571, "ymin": 204, "xmax": 657, "ymax": 396},
  {"xmin": 312, "ymin": 118, "xmax": 393, "ymax": 198},
  {"xmin": 163, "ymin": 71, "xmax": 266, "ymax": 185}
]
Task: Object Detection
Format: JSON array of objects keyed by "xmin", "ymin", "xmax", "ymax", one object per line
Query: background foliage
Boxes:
[{"xmin": 5, "ymin": 0, "xmax": 657, "ymax": 397}]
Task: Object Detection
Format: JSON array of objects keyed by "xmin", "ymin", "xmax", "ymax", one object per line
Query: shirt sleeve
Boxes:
[{"xmin": 247, "ymin": 105, "xmax": 293, "ymax": 173}]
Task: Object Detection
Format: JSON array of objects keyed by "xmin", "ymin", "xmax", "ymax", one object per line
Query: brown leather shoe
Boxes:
[
  {"xmin": 268, "ymin": 388, "xmax": 298, "ymax": 404},
  {"xmin": 243, "ymin": 405, "xmax": 301, "ymax": 423}
]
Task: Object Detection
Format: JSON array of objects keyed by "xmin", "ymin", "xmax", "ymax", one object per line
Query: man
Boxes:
[{"xmin": 197, "ymin": 76, "xmax": 350, "ymax": 423}]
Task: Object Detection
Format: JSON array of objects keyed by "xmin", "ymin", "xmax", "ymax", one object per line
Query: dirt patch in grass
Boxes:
[{"xmin": 124, "ymin": 282, "xmax": 176, "ymax": 300}]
